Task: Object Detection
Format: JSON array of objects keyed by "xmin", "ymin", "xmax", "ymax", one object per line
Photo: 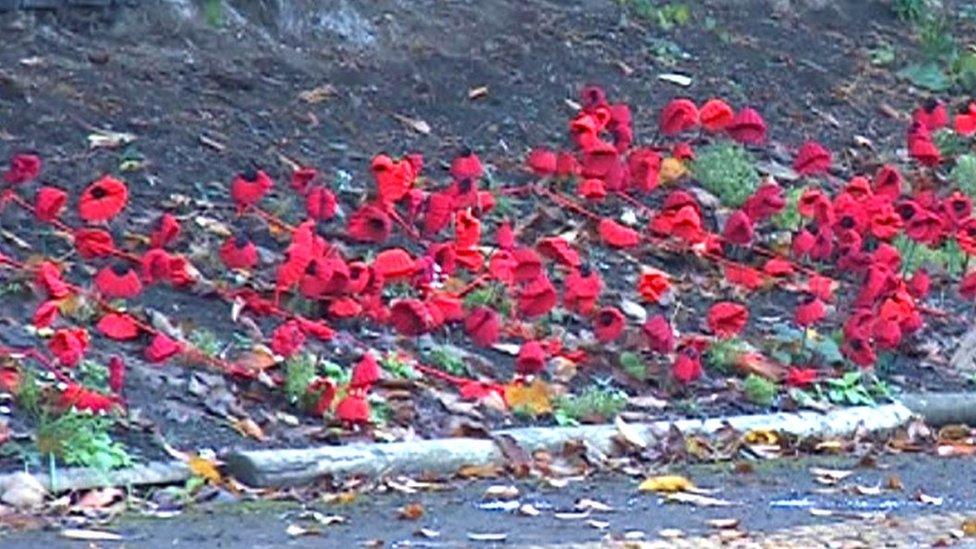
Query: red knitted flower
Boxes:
[
  {"xmin": 78, "ymin": 176, "xmax": 128, "ymax": 222},
  {"xmin": 94, "ymin": 262, "xmax": 143, "ymax": 299}
]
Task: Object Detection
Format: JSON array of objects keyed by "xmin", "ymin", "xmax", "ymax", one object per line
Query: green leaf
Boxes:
[
  {"xmin": 619, "ymin": 352, "xmax": 645, "ymax": 378},
  {"xmin": 897, "ymin": 63, "xmax": 951, "ymax": 91}
]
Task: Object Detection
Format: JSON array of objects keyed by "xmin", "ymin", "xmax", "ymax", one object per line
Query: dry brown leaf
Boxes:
[
  {"xmin": 392, "ymin": 113, "xmax": 431, "ymax": 135},
  {"xmin": 918, "ymin": 491, "xmax": 944, "ymax": 506},
  {"xmin": 397, "ymin": 502, "xmax": 425, "ymax": 520},
  {"xmin": 810, "ymin": 467, "xmax": 853, "ymax": 483},
  {"xmin": 483, "ymin": 485, "xmax": 519, "ymax": 500},
  {"xmin": 886, "ymin": 475, "xmax": 903, "ymax": 490},
  {"xmin": 456, "ymin": 464, "xmax": 503, "ymax": 479},
  {"xmin": 238, "ymin": 348, "xmax": 278, "ymax": 371},
  {"xmin": 575, "ymin": 498, "xmax": 613, "ymax": 512},
  {"xmin": 230, "ymin": 416, "xmax": 267, "ymax": 441},
  {"xmin": 504, "ymin": 379, "xmax": 552, "ymax": 416},
  {"xmin": 962, "ymin": 518, "xmax": 976, "ymax": 536},
  {"xmin": 707, "ymin": 518, "xmax": 740, "ymax": 529},
  {"xmin": 299, "ymin": 84, "xmax": 337, "ymax": 104},
  {"xmin": 518, "ymin": 503, "xmax": 541, "ymax": 516},
  {"xmin": 615, "ymin": 416, "xmax": 648, "ymax": 449},
  {"xmin": 322, "ymin": 491, "xmax": 357, "ymax": 505},
  {"xmin": 659, "ymin": 157, "xmax": 687, "ymax": 184},
  {"xmin": 76, "ymin": 487, "xmax": 124, "ymax": 510},
  {"xmin": 468, "ymin": 86, "xmax": 489, "ymax": 100},
  {"xmin": 743, "ymin": 429, "xmax": 779, "ymax": 445}
]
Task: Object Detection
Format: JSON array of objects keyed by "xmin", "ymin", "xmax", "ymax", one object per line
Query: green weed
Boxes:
[
  {"xmin": 36, "ymin": 411, "xmax": 131, "ymax": 470},
  {"xmin": 742, "ymin": 374, "xmax": 777, "ymax": 407},
  {"xmin": 554, "ymin": 382, "xmax": 627, "ymax": 425},
  {"xmin": 691, "ymin": 142, "xmax": 760, "ymax": 207}
]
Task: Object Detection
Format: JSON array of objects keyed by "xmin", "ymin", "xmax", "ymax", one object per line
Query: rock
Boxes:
[{"xmin": 0, "ymin": 472, "xmax": 47, "ymax": 508}]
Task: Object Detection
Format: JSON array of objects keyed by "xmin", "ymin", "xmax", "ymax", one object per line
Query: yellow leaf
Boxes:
[
  {"xmin": 230, "ymin": 417, "xmax": 267, "ymax": 441},
  {"xmin": 659, "ymin": 157, "xmax": 687, "ymax": 185},
  {"xmin": 504, "ymin": 379, "xmax": 552, "ymax": 416},
  {"xmin": 323, "ymin": 491, "xmax": 357, "ymax": 505},
  {"xmin": 962, "ymin": 518, "xmax": 976, "ymax": 536},
  {"xmin": 743, "ymin": 429, "xmax": 779, "ymax": 445},
  {"xmin": 188, "ymin": 456, "xmax": 222, "ymax": 484},
  {"xmin": 638, "ymin": 475, "xmax": 695, "ymax": 493}
]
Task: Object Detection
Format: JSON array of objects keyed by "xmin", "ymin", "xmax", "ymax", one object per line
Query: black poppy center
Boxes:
[
  {"xmin": 597, "ymin": 310, "xmax": 615, "ymax": 326},
  {"xmin": 580, "ymin": 263, "xmax": 592, "ymax": 277},
  {"xmin": 458, "ymin": 178, "xmax": 473, "ymax": 194},
  {"xmin": 839, "ymin": 216, "xmax": 856, "ymax": 229},
  {"xmin": 897, "ymin": 204, "xmax": 916, "ymax": 220},
  {"xmin": 953, "ymin": 200, "xmax": 967, "ymax": 212},
  {"xmin": 305, "ymin": 261, "xmax": 319, "ymax": 276},
  {"xmin": 111, "ymin": 262, "xmax": 130, "ymax": 276},
  {"xmin": 458, "ymin": 146, "xmax": 473, "ymax": 158},
  {"xmin": 923, "ymin": 98, "xmax": 939, "ymax": 113},
  {"xmin": 850, "ymin": 339, "xmax": 864, "ymax": 351},
  {"xmin": 367, "ymin": 217, "xmax": 387, "ymax": 233},
  {"xmin": 90, "ymin": 186, "xmax": 108, "ymax": 200},
  {"xmin": 241, "ymin": 168, "xmax": 258, "ymax": 182},
  {"xmin": 234, "ymin": 231, "xmax": 250, "ymax": 248}
]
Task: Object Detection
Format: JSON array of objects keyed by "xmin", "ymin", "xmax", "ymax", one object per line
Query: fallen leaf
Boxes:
[
  {"xmin": 518, "ymin": 503, "xmax": 541, "ymax": 516},
  {"xmin": 398, "ymin": 502, "xmax": 425, "ymax": 520},
  {"xmin": 323, "ymin": 491, "xmax": 357, "ymax": 505},
  {"xmin": 188, "ymin": 455, "xmax": 222, "ymax": 484},
  {"xmin": 483, "ymin": 485, "xmax": 519, "ymax": 500},
  {"xmin": 809, "ymin": 467, "xmax": 853, "ymax": 483},
  {"xmin": 554, "ymin": 510, "xmax": 590, "ymax": 520},
  {"xmin": 587, "ymin": 519, "xmax": 610, "ymax": 530},
  {"xmin": 665, "ymin": 492, "xmax": 733, "ymax": 507},
  {"xmin": 194, "ymin": 215, "xmax": 233, "ymax": 237},
  {"xmin": 575, "ymin": 498, "xmax": 613, "ymax": 512},
  {"xmin": 298, "ymin": 511, "xmax": 345, "ymax": 526},
  {"xmin": 467, "ymin": 532, "xmax": 507, "ymax": 542},
  {"xmin": 88, "ymin": 130, "xmax": 136, "ymax": 150},
  {"xmin": 415, "ymin": 528, "xmax": 440, "ymax": 538},
  {"xmin": 456, "ymin": 464, "xmax": 504, "ymax": 479},
  {"xmin": 659, "ymin": 157, "xmax": 688, "ymax": 184},
  {"xmin": 658, "ymin": 73, "xmax": 692, "ymax": 87},
  {"xmin": 393, "ymin": 113, "xmax": 431, "ymax": 135},
  {"xmin": 493, "ymin": 434, "xmax": 532, "ymax": 477},
  {"xmin": 886, "ymin": 475, "xmax": 903, "ymax": 490},
  {"xmin": 615, "ymin": 416, "xmax": 648, "ymax": 449},
  {"xmin": 230, "ymin": 416, "xmax": 267, "ymax": 441},
  {"xmin": 299, "ymin": 84, "xmax": 337, "ymax": 103},
  {"xmin": 504, "ymin": 379, "xmax": 553, "ymax": 416},
  {"xmin": 707, "ymin": 518, "xmax": 740, "ymax": 529},
  {"xmin": 468, "ymin": 86, "xmax": 489, "ymax": 100},
  {"xmin": 615, "ymin": 60, "xmax": 634, "ymax": 76},
  {"xmin": 638, "ymin": 475, "xmax": 695, "ymax": 493},
  {"xmin": 0, "ymin": 472, "xmax": 46, "ymax": 508},
  {"xmin": 743, "ymin": 429, "xmax": 779, "ymax": 445},
  {"xmin": 854, "ymin": 484, "xmax": 882, "ymax": 496},
  {"xmin": 286, "ymin": 524, "xmax": 320, "ymax": 537},
  {"xmin": 918, "ymin": 491, "xmax": 944, "ymax": 506},
  {"xmin": 809, "ymin": 508, "xmax": 834, "ymax": 517},
  {"xmin": 76, "ymin": 487, "xmax": 124, "ymax": 510},
  {"xmin": 659, "ymin": 528, "xmax": 685, "ymax": 538},
  {"xmin": 237, "ymin": 349, "xmax": 278, "ymax": 372},
  {"xmin": 962, "ymin": 518, "xmax": 976, "ymax": 536},
  {"xmin": 61, "ymin": 529, "xmax": 123, "ymax": 541}
]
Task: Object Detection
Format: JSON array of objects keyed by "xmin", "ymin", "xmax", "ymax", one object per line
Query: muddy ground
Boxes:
[{"xmin": 0, "ymin": 0, "xmax": 974, "ymax": 468}]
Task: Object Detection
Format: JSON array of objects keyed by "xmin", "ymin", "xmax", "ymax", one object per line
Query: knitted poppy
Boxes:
[
  {"xmin": 794, "ymin": 296, "xmax": 826, "ymax": 327},
  {"xmin": 527, "ymin": 148, "xmax": 558, "ymax": 176},
  {"xmin": 643, "ymin": 315, "xmax": 675, "ymax": 354},
  {"xmin": 555, "ymin": 152, "xmax": 580, "ymax": 179},
  {"xmin": 842, "ymin": 336, "xmax": 876, "ymax": 368},
  {"xmin": 329, "ymin": 297, "xmax": 363, "ymax": 318},
  {"xmin": 954, "ymin": 102, "xmax": 976, "ymax": 136},
  {"xmin": 305, "ymin": 185, "xmax": 337, "ymax": 221},
  {"xmin": 785, "ymin": 367, "xmax": 817, "ymax": 388},
  {"xmin": 108, "ymin": 356, "xmax": 125, "ymax": 394},
  {"xmin": 347, "ymin": 203, "xmax": 392, "ymax": 243},
  {"xmin": 672, "ymin": 349, "xmax": 702, "ymax": 384},
  {"xmin": 593, "ymin": 306, "xmax": 625, "ymax": 343},
  {"xmin": 844, "ymin": 177, "xmax": 874, "ymax": 201},
  {"xmin": 487, "ymin": 251, "xmax": 516, "ymax": 284},
  {"xmin": 793, "ymin": 141, "xmax": 831, "ymax": 176},
  {"xmin": 581, "ymin": 142, "xmax": 619, "ymax": 179},
  {"xmin": 58, "ymin": 384, "xmax": 120, "ymax": 413},
  {"xmin": 450, "ymin": 148, "xmax": 484, "ymax": 181},
  {"xmin": 271, "ymin": 320, "xmax": 306, "ymax": 358},
  {"xmin": 724, "ymin": 263, "xmax": 764, "ymax": 291},
  {"xmin": 905, "ymin": 210, "xmax": 943, "ymax": 245},
  {"xmin": 698, "ymin": 98, "xmax": 734, "ymax": 132},
  {"xmin": 637, "ymin": 270, "xmax": 670, "ymax": 303},
  {"xmin": 3, "ymin": 153, "xmax": 41, "ymax": 184},
  {"xmin": 869, "ymin": 205, "xmax": 903, "ymax": 241},
  {"xmin": 372, "ymin": 154, "xmax": 414, "ymax": 205},
  {"xmin": 941, "ymin": 191, "xmax": 972, "ymax": 224},
  {"xmin": 306, "ymin": 378, "xmax": 337, "ymax": 416},
  {"xmin": 580, "ymin": 84, "xmax": 608, "ymax": 110},
  {"xmin": 563, "ymin": 266, "xmax": 602, "ymax": 315},
  {"xmin": 78, "ymin": 176, "xmax": 128, "ymax": 223},
  {"xmin": 455, "ymin": 210, "xmax": 481, "ymax": 249},
  {"xmin": 34, "ymin": 186, "xmax": 66, "ymax": 223},
  {"xmin": 957, "ymin": 218, "xmax": 976, "ymax": 255},
  {"xmin": 907, "ymin": 124, "xmax": 941, "ymax": 166},
  {"xmin": 32, "ymin": 300, "xmax": 59, "ymax": 329},
  {"xmin": 74, "ymin": 228, "xmax": 116, "ymax": 259},
  {"xmin": 35, "ymin": 261, "xmax": 70, "ymax": 299},
  {"xmin": 873, "ymin": 319, "xmax": 902, "ymax": 350},
  {"xmin": 49, "ymin": 328, "xmax": 89, "ymax": 367},
  {"xmin": 537, "ymin": 236, "xmax": 580, "ymax": 268},
  {"xmin": 515, "ymin": 340, "xmax": 547, "ymax": 376},
  {"xmin": 145, "ymin": 332, "xmax": 182, "ymax": 363},
  {"xmin": 807, "ymin": 274, "xmax": 835, "ymax": 302},
  {"xmin": 335, "ymin": 392, "xmax": 371, "ymax": 424},
  {"xmin": 722, "ymin": 210, "xmax": 754, "ymax": 245},
  {"xmin": 290, "ymin": 166, "xmax": 319, "ymax": 193},
  {"xmin": 464, "ymin": 306, "xmax": 501, "ymax": 347},
  {"xmin": 347, "ymin": 353, "xmax": 380, "ymax": 390},
  {"xmin": 149, "ymin": 213, "xmax": 181, "ymax": 249},
  {"xmin": 94, "ymin": 262, "xmax": 143, "ymax": 299},
  {"xmin": 219, "ymin": 232, "xmax": 258, "ymax": 270},
  {"xmin": 763, "ymin": 257, "xmax": 795, "ymax": 278},
  {"xmin": 579, "ymin": 178, "xmax": 607, "ymax": 201},
  {"xmin": 659, "ymin": 98, "xmax": 698, "ymax": 135},
  {"xmin": 598, "ymin": 218, "xmax": 640, "ymax": 248},
  {"xmin": 389, "ymin": 298, "xmax": 433, "ymax": 336},
  {"xmin": 912, "ymin": 99, "xmax": 948, "ymax": 130},
  {"xmin": 373, "ymin": 248, "xmax": 417, "ymax": 281},
  {"xmin": 97, "ymin": 312, "xmax": 140, "ymax": 341},
  {"xmin": 742, "ymin": 183, "xmax": 785, "ymax": 222},
  {"xmin": 961, "ymin": 271, "xmax": 976, "ymax": 301},
  {"xmin": 627, "ymin": 148, "xmax": 661, "ymax": 192},
  {"xmin": 518, "ymin": 275, "xmax": 558, "ymax": 318},
  {"xmin": 872, "ymin": 164, "xmax": 902, "ymax": 200},
  {"xmin": 707, "ymin": 302, "xmax": 748, "ymax": 339},
  {"xmin": 512, "ymin": 248, "xmax": 544, "ymax": 283},
  {"xmin": 727, "ymin": 108, "xmax": 766, "ymax": 145},
  {"xmin": 229, "ymin": 169, "xmax": 273, "ymax": 212},
  {"xmin": 871, "ymin": 243, "xmax": 902, "ymax": 272}
]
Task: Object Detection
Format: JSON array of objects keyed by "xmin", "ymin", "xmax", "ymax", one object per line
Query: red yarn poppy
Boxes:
[
  {"xmin": 842, "ymin": 337, "xmax": 876, "ymax": 368},
  {"xmin": 785, "ymin": 367, "xmax": 817, "ymax": 388},
  {"xmin": 581, "ymin": 142, "xmax": 619, "ymax": 179},
  {"xmin": 742, "ymin": 183, "xmax": 785, "ymax": 222},
  {"xmin": 305, "ymin": 378, "xmax": 336, "ymax": 416},
  {"xmin": 495, "ymin": 221, "xmax": 516, "ymax": 251},
  {"xmin": 722, "ymin": 210, "xmax": 754, "ymax": 245},
  {"xmin": 598, "ymin": 218, "xmax": 640, "ymax": 248},
  {"xmin": 450, "ymin": 148, "xmax": 484, "ymax": 181},
  {"xmin": 957, "ymin": 218, "xmax": 976, "ymax": 255},
  {"xmin": 869, "ymin": 205, "xmax": 903, "ymax": 241},
  {"xmin": 518, "ymin": 275, "xmax": 558, "ymax": 318},
  {"xmin": 907, "ymin": 268, "xmax": 930, "ymax": 299},
  {"xmin": 659, "ymin": 98, "xmax": 698, "ymax": 135},
  {"xmin": 807, "ymin": 274, "xmax": 835, "ymax": 302},
  {"xmin": 373, "ymin": 248, "xmax": 417, "ymax": 281},
  {"xmin": 961, "ymin": 271, "xmax": 976, "ymax": 301},
  {"xmin": 145, "ymin": 332, "xmax": 182, "ymax": 363},
  {"xmin": 219, "ymin": 233, "xmax": 258, "ymax": 270},
  {"xmin": 336, "ymin": 392, "xmax": 371, "ymax": 424},
  {"xmin": 349, "ymin": 353, "xmax": 381, "ymax": 390},
  {"xmin": 428, "ymin": 293, "xmax": 464, "ymax": 325},
  {"xmin": 94, "ymin": 263, "xmax": 143, "ymax": 299},
  {"xmin": 454, "ymin": 210, "xmax": 481, "ymax": 249},
  {"xmin": 724, "ymin": 263, "xmax": 764, "ymax": 291},
  {"xmin": 464, "ymin": 306, "xmax": 501, "ymax": 347},
  {"xmin": 672, "ymin": 142, "xmax": 695, "ymax": 161},
  {"xmin": 108, "ymin": 355, "xmax": 125, "ymax": 394},
  {"xmin": 78, "ymin": 176, "xmax": 128, "ymax": 222},
  {"xmin": 389, "ymin": 299, "xmax": 433, "ymax": 336},
  {"xmin": 940, "ymin": 191, "xmax": 972, "ymax": 225},
  {"xmin": 637, "ymin": 270, "xmax": 671, "ymax": 303},
  {"xmin": 347, "ymin": 203, "xmax": 392, "ymax": 243},
  {"xmin": 271, "ymin": 320, "xmax": 306, "ymax": 358},
  {"xmin": 707, "ymin": 302, "xmax": 748, "ymax": 339},
  {"xmin": 527, "ymin": 148, "xmax": 558, "ymax": 176},
  {"xmin": 290, "ymin": 166, "xmax": 319, "ymax": 193},
  {"xmin": 905, "ymin": 210, "xmax": 943, "ymax": 245},
  {"xmin": 871, "ymin": 243, "xmax": 902, "ymax": 273},
  {"xmin": 305, "ymin": 185, "xmax": 337, "ymax": 221},
  {"xmin": 563, "ymin": 267, "xmax": 602, "ymax": 315},
  {"xmin": 329, "ymin": 297, "xmax": 363, "ymax": 318},
  {"xmin": 763, "ymin": 257, "xmax": 795, "ymax": 278},
  {"xmin": 34, "ymin": 186, "xmax": 67, "ymax": 223},
  {"xmin": 798, "ymin": 188, "xmax": 833, "ymax": 224},
  {"xmin": 3, "ymin": 153, "xmax": 41, "ymax": 184},
  {"xmin": 537, "ymin": 236, "xmax": 580, "ymax": 268},
  {"xmin": 35, "ymin": 261, "xmax": 70, "ymax": 299},
  {"xmin": 643, "ymin": 314, "xmax": 675, "ymax": 354},
  {"xmin": 955, "ymin": 102, "xmax": 976, "ymax": 135},
  {"xmin": 150, "ymin": 213, "xmax": 181, "ymax": 249},
  {"xmin": 672, "ymin": 349, "xmax": 702, "ymax": 384},
  {"xmin": 593, "ymin": 306, "xmax": 625, "ymax": 343},
  {"xmin": 49, "ymin": 328, "xmax": 89, "ymax": 367},
  {"xmin": 372, "ymin": 154, "xmax": 415, "ymax": 205},
  {"xmin": 97, "ymin": 312, "xmax": 140, "ymax": 341},
  {"xmin": 512, "ymin": 247, "xmax": 544, "ymax": 283},
  {"xmin": 487, "ymin": 251, "xmax": 516, "ymax": 284},
  {"xmin": 912, "ymin": 99, "xmax": 948, "ymax": 130},
  {"xmin": 907, "ymin": 125, "xmax": 941, "ymax": 166},
  {"xmin": 579, "ymin": 178, "xmax": 607, "ymax": 201},
  {"xmin": 628, "ymin": 148, "xmax": 662, "ymax": 192},
  {"xmin": 794, "ymin": 296, "xmax": 826, "ymax": 327},
  {"xmin": 791, "ymin": 229, "xmax": 815, "ymax": 260},
  {"xmin": 33, "ymin": 300, "xmax": 59, "ymax": 329},
  {"xmin": 516, "ymin": 341, "xmax": 547, "ymax": 376},
  {"xmin": 73, "ymin": 228, "xmax": 116, "ymax": 259},
  {"xmin": 873, "ymin": 164, "xmax": 903, "ymax": 200},
  {"xmin": 58, "ymin": 384, "xmax": 120, "ymax": 413},
  {"xmin": 793, "ymin": 141, "xmax": 831, "ymax": 176},
  {"xmin": 727, "ymin": 108, "xmax": 766, "ymax": 144},
  {"xmin": 873, "ymin": 319, "xmax": 902, "ymax": 350},
  {"xmin": 230, "ymin": 169, "xmax": 273, "ymax": 212},
  {"xmin": 699, "ymin": 98, "xmax": 734, "ymax": 132},
  {"xmin": 556, "ymin": 152, "xmax": 580, "ymax": 178}
]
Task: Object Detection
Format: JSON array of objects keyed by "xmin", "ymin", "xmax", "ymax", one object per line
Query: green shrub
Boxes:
[
  {"xmin": 36, "ymin": 411, "xmax": 131, "ymax": 470},
  {"xmin": 554, "ymin": 384, "xmax": 627, "ymax": 425},
  {"xmin": 743, "ymin": 375, "xmax": 777, "ymax": 407},
  {"xmin": 952, "ymin": 153, "xmax": 976, "ymax": 199},
  {"xmin": 691, "ymin": 142, "xmax": 760, "ymax": 207}
]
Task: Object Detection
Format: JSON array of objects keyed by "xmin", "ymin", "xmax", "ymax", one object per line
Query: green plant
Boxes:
[
  {"xmin": 35, "ymin": 411, "xmax": 131, "ymax": 470},
  {"xmin": 935, "ymin": 128, "xmax": 967, "ymax": 158},
  {"xmin": 821, "ymin": 371, "xmax": 875, "ymax": 406},
  {"xmin": 743, "ymin": 374, "xmax": 777, "ymax": 407},
  {"xmin": 771, "ymin": 186, "xmax": 805, "ymax": 232},
  {"xmin": 892, "ymin": 234, "xmax": 965, "ymax": 277},
  {"xmin": 77, "ymin": 360, "xmax": 109, "ymax": 392},
  {"xmin": 426, "ymin": 346, "xmax": 468, "ymax": 376},
  {"xmin": 188, "ymin": 329, "xmax": 222, "ymax": 357},
  {"xmin": 621, "ymin": 0, "xmax": 691, "ymax": 29},
  {"xmin": 283, "ymin": 353, "xmax": 317, "ymax": 405},
  {"xmin": 201, "ymin": 0, "xmax": 223, "ymax": 27},
  {"xmin": 952, "ymin": 154, "xmax": 976, "ymax": 198},
  {"xmin": 704, "ymin": 338, "xmax": 748, "ymax": 373},
  {"xmin": 891, "ymin": 0, "xmax": 930, "ymax": 23},
  {"xmin": 618, "ymin": 351, "xmax": 646, "ymax": 379},
  {"xmin": 379, "ymin": 351, "xmax": 419, "ymax": 380},
  {"xmin": 868, "ymin": 43, "xmax": 896, "ymax": 66},
  {"xmin": 691, "ymin": 142, "xmax": 760, "ymax": 207},
  {"xmin": 554, "ymin": 382, "xmax": 627, "ymax": 425},
  {"xmin": 765, "ymin": 323, "xmax": 843, "ymax": 366}
]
